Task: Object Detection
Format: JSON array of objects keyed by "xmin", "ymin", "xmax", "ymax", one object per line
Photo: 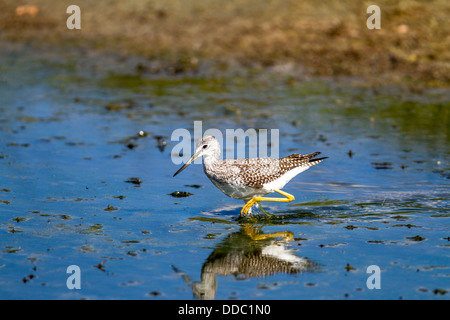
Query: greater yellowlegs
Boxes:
[{"xmin": 173, "ymin": 136, "xmax": 327, "ymax": 215}]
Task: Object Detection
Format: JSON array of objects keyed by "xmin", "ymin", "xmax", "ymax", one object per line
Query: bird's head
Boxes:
[{"xmin": 173, "ymin": 136, "xmax": 220, "ymax": 177}]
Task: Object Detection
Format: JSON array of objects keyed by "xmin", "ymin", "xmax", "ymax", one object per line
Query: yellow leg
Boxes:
[
  {"xmin": 242, "ymin": 225, "xmax": 294, "ymax": 241},
  {"xmin": 240, "ymin": 189, "xmax": 295, "ymax": 215}
]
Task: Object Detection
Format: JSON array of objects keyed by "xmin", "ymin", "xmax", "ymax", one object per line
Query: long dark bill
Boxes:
[{"xmin": 173, "ymin": 152, "xmax": 200, "ymax": 177}]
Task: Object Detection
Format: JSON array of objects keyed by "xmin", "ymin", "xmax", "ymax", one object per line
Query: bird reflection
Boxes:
[{"xmin": 173, "ymin": 224, "xmax": 318, "ymax": 300}]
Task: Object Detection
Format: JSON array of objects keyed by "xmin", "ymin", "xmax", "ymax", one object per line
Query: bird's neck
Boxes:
[{"xmin": 202, "ymin": 154, "xmax": 219, "ymax": 170}]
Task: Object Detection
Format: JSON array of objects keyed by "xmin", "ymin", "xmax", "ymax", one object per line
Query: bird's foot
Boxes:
[{"xmin": 241, "ymin": 199, "xmax": 273, "ymax": 217}]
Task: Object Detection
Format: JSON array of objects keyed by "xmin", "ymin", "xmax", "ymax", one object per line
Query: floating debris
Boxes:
[
  {"xmin": 317, "ymin": 134, "xmax": 327, "ymax": 142},
  {"xmin": 65, "ymin": 142, "xmax": 86, "ymax": 146},
  {"xmin": 79, "ymin": 224, "xmax": 104, "ymax": 235},
  {"xmin": 169, "ymin": 191, "xmax": 193, "ymax": 198},
  {"xmin": 7, "ymin": 227, "xmax": 22, "ymax": 233},
  {"xmin": 407, "ymin": 235, "xmax": 426, "ymax": 242},
  {"xmin": 392, "ymin": 223, "xmax": 418, "ymax": 229},
  {"xmin": 104, "ymin": 205, "xmax": 118, "ymax": 212},
  {"xmin": 345, "ymin": 264, "xmax": 356, "ymax": 272},
  {"xmin": 3, "ymin": 246, "xmax": 21, "ymax": 254},
  {"xmin": 433, "ymin": 288, "xmax": 447, "ymax": 295},
  {"xmin": 6, "ymin": 143, "xmax": 30, "ymax": 147},
  {"xmin": 79, "ymin": 245, "xmax": 97, "ymax": 253},
  {"xmin": 125, "ymin": 177, "xmax": 142, "ymax": 185},
  {"xmin": 126, "ymin": 142, "xmax": 138, "ymax": 150},
  {"xmin": 105, "ymin": 100, "xmax": 134, "ymax": 111},
  {"xmin": 22, "ymin": 273, "xmax": 35, "ymax": 283},
  {"xmin": 121, "ymin": 240, "xmax": 140, "ymax": 244},
  {"xmin": 119, "ymin": 130, "xmax": 149, "ymax": 150},
  {"xmin": 94, "ymin": 260, "xmax": 107, "ymax": 272},
  {"xmin": 371, "ymin": 162, "xmax": 393, "ymax": 170},
  {"xmin": 184, "ymin": 184, "xmax": 203, "ymax": 189},
  {"xmin": 12, "ymin": 217, "xmax": 28, "ymax": 223},
  {"xmin": 138, "ymin": 130, "xmax": 148, "ymax": 137},
  {"xmin": 155, "ymin": 135, "xmax": 167, "ymax": 152},
  {"xmin": 392, "ymin": 215, "xmax": 409, "ymax": 221}
]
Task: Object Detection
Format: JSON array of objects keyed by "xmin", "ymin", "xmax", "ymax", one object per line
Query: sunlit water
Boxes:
[{"xmin": 0, "ymin": 50, "xmax": 449, "ymax": 299}]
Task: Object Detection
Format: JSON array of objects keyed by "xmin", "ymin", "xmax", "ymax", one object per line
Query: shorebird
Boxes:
[{"xmin": 173, "ymin": 136, "xmax": 327, "ymax": 215}]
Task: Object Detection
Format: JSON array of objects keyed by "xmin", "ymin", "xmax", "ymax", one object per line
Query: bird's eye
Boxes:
[{"xmin": 202, "ymin": 145, "xmax": 208, "ymax": 149}]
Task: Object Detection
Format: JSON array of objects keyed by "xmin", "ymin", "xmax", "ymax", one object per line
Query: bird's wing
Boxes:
[{"xmin": 237, "ymin": 153, "xmax": 327, "ymax": 188}]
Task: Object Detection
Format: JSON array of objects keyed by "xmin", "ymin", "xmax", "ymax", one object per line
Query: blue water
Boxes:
[{"xmin": 0, "ymin": 50, "xmax": 449, "ymax": 300}]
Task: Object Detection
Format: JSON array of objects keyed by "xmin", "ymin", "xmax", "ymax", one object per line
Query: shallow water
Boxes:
[{"xmin": 0, "ymin": 50, "xmax": 449, "ymax": 300}]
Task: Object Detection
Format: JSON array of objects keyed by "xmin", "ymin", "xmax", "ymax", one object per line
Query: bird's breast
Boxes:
[{"xmin": 205, "ymin": 172, "xmax": 269, "ymax": 200}]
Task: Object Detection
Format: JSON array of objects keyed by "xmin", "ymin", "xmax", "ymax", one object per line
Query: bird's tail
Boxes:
[{"xmin": 306, "ymin": 152, "xmax": 328, "ymax": 166}]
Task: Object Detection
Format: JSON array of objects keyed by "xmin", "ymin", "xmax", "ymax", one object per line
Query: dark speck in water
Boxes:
[
  {"xmin": 433, "ymin": 289, "xmax": 447, "ymax": 295},
  {"xmin": 127, "ymin": 142, "xmax": 138, "ymax": 149},
  {"xmin": 155, "ymin": 135, "xmax": 167, "ymax": 152},
  {"xmin": 371, "ymin": 162, "xmax": 393, "ymax": 170},
  {"xmin": 184, "ymin": 184, "xmax": 203, "ymax": 189},
  {"xmin": 94, "ymin": 260, "xmax": 107, "ymax": 272},
  {"xmin": 125, "ymin": 177, "xmax": 142, "ymax": 185},
  {"xmin": 170, "ymin": 191, "xmax": 193, "ymax": 198},
  {"xmin": 105, "ymin": 100, "xmax": 134, "ymax": 111},
  {"xmin": 345, "ymin": 264, "xmax": 356, "ymax": 272},
  {"xmin": 407, "ymin": 235, "xmax": 426, "ymax": 241},
  {"xmin": 104, "ymin": 205, "xmax": 118, "ymax": 211}
]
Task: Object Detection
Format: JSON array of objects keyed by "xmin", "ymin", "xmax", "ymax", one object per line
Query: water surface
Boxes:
[{"xmin": 0, "ymin": 50, "xmax": 449, "ymax": 299}]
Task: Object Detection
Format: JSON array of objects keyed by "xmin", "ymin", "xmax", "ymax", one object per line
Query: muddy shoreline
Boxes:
[{"xmin": 1, "ymin": 0, "xmax": 449, "ymax": 87}]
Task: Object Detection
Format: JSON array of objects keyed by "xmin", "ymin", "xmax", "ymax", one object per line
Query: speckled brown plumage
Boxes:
[{"xmin": 205, "ymin": 152, "xmax": 326, "ymax": 189}]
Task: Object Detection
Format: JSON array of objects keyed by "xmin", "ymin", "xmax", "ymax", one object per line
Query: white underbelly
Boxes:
[
  {"xmin": 262, "ymin": 165, "xmax": 310, "ymax": 191},
  {"xmin": 205, "ymin": 164, "xmax": 311, "ymax": 201},
  {"xmin": 209, "ymin": 177, "xmax": 269, "ymax": 200}
]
